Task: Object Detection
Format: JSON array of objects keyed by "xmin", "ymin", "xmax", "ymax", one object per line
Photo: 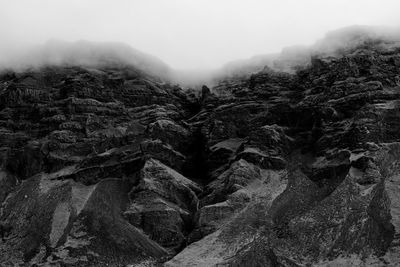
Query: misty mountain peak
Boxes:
[{"xmin": 0, "ymin": 39, "xmax": 172, "ymax": 81}]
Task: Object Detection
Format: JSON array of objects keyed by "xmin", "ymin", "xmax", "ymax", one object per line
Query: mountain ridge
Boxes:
[{"xmin": 2, "ymin": 25, "xmax": 399, "ymax": 88}]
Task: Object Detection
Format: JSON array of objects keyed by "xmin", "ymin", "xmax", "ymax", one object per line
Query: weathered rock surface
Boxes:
[
  {"xmin": 1, "ymin": 31, "xmax": 400, "ymax": 266},
  {"xmin": 124, "ymin": 158, "xmax": 201, "ymax": 251}
]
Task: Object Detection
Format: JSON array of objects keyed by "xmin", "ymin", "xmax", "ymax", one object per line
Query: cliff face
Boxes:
[{"xmin": 1, "ymin": 37, "xmax": 400, "ymax": 266}]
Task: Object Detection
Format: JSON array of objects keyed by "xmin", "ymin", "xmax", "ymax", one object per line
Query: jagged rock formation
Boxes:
[{"xmin": 1, "ymin": 31, "xmax": 400, "ymax": 266}]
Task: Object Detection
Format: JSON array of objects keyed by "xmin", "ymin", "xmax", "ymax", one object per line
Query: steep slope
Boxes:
[{"xmin": 1, "ymin": 29, "xmax": 400, "ymax": 266}]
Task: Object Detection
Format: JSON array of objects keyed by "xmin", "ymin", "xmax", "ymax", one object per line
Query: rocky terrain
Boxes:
[{"xmin": 1, "ymin": 28, "xmax": 400, "ymax": 266}]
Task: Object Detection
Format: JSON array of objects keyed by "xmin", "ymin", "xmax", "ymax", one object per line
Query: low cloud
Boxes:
[{"xmin": 0, "ymin": 25, "xmax": 399, "ymax": 88}]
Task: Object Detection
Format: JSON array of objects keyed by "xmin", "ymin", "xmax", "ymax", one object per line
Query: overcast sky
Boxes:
[{"xmin": 0, "ymin": 0, "xmax": 400, "ymax": 69}]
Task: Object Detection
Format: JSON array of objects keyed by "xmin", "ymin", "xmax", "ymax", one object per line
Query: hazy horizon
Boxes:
[{"xmin": 1, "ymin": 0, "xmax": 400, "ymax": 70}]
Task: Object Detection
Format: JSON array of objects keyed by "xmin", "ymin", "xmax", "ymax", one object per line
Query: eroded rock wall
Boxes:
[{"xmin": 1, "ymin": 42, "xmax": 400, "ymax": 266}]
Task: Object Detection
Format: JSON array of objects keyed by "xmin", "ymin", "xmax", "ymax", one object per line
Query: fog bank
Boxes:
[{"xmin": 1, "ymin": 0, "xmax": 400, "ymax": 70}]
